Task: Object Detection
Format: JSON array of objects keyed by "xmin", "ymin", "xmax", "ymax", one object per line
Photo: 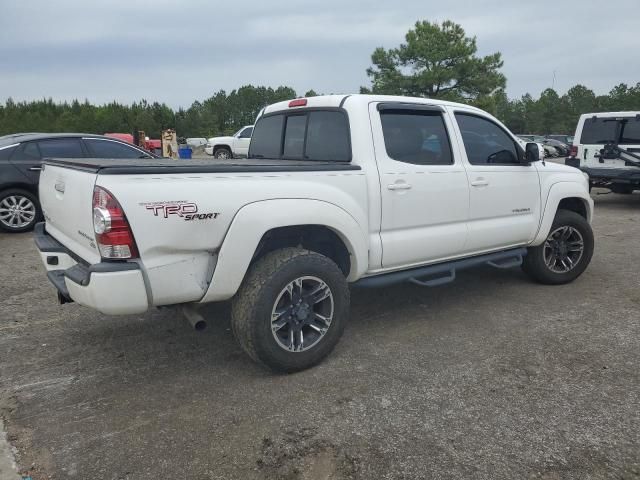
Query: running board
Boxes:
[{"xmin": 354, "ymin": 248, "xmax": 527, "ymax": 289}]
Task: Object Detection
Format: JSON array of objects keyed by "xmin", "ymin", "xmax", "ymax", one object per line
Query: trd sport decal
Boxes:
[{"xmin": 140, "ymin": 201, "xmax": 220, "ymax": 221}]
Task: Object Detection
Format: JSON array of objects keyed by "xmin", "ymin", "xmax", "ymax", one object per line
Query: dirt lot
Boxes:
[{"xmin": 0, "ymin": 191, "xmax": 639, "ymax": 480}]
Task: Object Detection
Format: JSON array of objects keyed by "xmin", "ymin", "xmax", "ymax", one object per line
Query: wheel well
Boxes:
[
  {"xmin": 213, "ymin": 144, "xmax": 231, "ymax": 152},
  {"xmin": 0, "ymin": 183, "xmax": 38, "ymax": 197},
  {"xmin": 558, "ymin": 197, "xmax": 587, "ymax": 219},
  {"xmin": 252, "ymin": 225, "xmax": 351, "ymax": 276}
]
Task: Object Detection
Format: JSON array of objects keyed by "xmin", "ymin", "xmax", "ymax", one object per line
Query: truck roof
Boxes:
[{"xmin": 262, "ymin": 94, "xmax": 485, "ymax": 115}]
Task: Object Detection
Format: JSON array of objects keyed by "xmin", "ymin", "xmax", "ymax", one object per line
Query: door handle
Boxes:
[
  {"xmin": 470, "ymin": 179, "xmax": 489, "ymax": 187},
  {"xmin": 583, "ymin": 149, "xmax": 588, "ymax": 160},
  {"xmin": 387, "ymin": 183, "xmax": 412, "ymax": 191},
  {"xmin": 28, "ymin": 167, "xmax": 42, "ymax": 171}
]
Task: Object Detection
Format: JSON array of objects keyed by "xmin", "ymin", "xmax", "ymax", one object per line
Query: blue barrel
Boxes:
[{"xmin": 178, "ymin": 147, "xmax": 192, "ymax": 159}]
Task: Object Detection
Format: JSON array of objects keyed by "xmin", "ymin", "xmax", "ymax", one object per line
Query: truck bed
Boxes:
[{"xmin": 42, "ymin": 158, "xmax": 361, "ymax": 175}]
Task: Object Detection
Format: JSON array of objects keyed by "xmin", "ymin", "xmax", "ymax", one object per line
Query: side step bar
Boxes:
[{"xmin": 354, "ymin": 248, "xmax": 527, "ymax": 289}]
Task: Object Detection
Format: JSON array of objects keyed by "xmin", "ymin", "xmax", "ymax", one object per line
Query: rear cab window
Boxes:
[{"xmin": 249, "ymin": 109, "xmax": 351, "ymax": 162}]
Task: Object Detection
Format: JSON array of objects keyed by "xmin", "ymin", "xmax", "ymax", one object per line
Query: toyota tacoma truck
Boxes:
[{"xmin": 35, "ymin": 94, "xmax": 595, "ymax": 372}]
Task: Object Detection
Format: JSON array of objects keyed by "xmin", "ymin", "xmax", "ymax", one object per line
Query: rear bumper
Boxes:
[
  {"xmin": 35, "ymin": 223, "xmax": 149, "ymax": 315},
  {"xmin": 579, "ymin": 165, "xmax": 640, "ymax": 184}
]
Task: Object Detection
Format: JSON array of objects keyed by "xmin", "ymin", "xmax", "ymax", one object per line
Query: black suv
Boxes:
[{"xmin": 0, "ymin": 133, "xmax": 157, "ymax": 233}]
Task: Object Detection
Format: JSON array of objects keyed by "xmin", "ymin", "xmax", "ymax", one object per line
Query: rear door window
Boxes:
[
  {"xmin": 249, "ymin": 110, "xmax": 351, "ymax": 161},
  {"xmin": 380, "ymin": 110, "xmax": 453, "ymax": 165},
  {"xmin": 37, "ymin": 138, "xmax": 84, "ymax": 158}
]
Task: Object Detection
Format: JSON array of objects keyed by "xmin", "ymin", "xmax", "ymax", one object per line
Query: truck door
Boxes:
[
  {"xmin": 234, "ymin": 126, "xmax": 253, "ymax": 157},
  {"xmin": 370, "ymin": 102, "xmax": 470, "ymax": 269},
  {"xmin": 452, "ymin": 110, "xmax": 541, "ymax": 252}
]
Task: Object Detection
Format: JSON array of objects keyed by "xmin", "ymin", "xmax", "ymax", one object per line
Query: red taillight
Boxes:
[
  {"xmin": 92, "ymin": 186, "xmax": 138, "ymax": 259},
  {"xmin": 569, "ymin": 145, "xmax": 578, "ymax": 157},
  {"xmin": 288, "ymin": 98, "xmax": 307, "ymax": 108}
]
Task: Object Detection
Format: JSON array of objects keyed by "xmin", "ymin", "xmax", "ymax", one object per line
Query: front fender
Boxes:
[
  {"xmin": 199, "ymin": 199, "xmax": 368, "ymax": 303},
  {"xmin": 532, "ymin": 182, "xmax": 594, "ymax": 246}
]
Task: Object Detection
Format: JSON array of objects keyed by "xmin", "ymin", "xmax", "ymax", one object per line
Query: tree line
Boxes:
[{"xmin": 2, "ymin": 20, "xmax": 639, "ymax": 139}]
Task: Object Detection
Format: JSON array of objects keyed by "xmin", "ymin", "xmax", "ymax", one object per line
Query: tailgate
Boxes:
[{"xmin": 39, "ymin": 163, "xmax": 102, "ymax": 264}]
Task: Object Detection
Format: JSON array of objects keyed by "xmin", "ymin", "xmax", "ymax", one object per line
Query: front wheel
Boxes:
[
  {"xmin": 522, "ymin": 209, "xmax": 594, "ymax": 285},
  {"xmin": 0, "ymin": 189, "xmax": 41, "ymax": 233},
  {"xmin": 214, "ymin": 147, "xmax": 232, "ymax": 159},
  {"xmin": 231, "ymin": 248, "xmax": 350, "ymax": 373}
]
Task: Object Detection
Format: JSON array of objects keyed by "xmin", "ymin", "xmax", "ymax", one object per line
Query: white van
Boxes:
[{"xmin": 567, "ymin": 112, "xmax": 640, "ymax": 193}]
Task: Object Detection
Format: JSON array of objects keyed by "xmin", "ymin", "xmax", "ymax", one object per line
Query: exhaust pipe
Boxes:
[{"xmin": 178, "ymin": 305, "xmax": 207, "ymax": 331}]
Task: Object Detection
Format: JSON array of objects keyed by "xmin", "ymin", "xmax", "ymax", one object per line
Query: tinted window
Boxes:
[
  {"xmin": 621, "ymin": 118, "xmax": 640, "ymax": 144},
  {"xmin": 22, "ymin": 142, "xmax": 41, "ymax": 160},
  {"xmin": 283, "ymin": 115, "xmax": 306, "ymax": 158},
  {"xmin": 249, "ymin": 114, "xmax": 283, "ymax": 158},
  {"xmin": 305, "ymin": 111, "xmax": 350, "ymax": 162},
  {"xmin": 0, "ymin": 145, "xmax": 18, "ymax": 161},
  {"xmin": 37, "ymin": 138, "xmax": 84, "ymax": 158},
  {"xmin": 580, "ymin": 118, "xmax": 618, "ymax": 144},
  {"xmin": 249, "ymin": 110, "xmax": 351, "ymax": 162},
  {"xmin": 380, "ymin": 110, "xmax": 452, "ymax": 165},
  {"xmin": 239, "ymin": 127, "xmax": 253, "ymax": 138},
  {"xmin": 85, "ymin": 139, "xmax": 147, "ymax": 158},
  {"xmin": 455, "ymin": 114, "xmax": 519, "ymax": 165}
]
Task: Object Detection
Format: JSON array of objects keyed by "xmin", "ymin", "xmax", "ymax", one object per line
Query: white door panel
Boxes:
[
  {"xmin": 451, "ymin": 110, "xmax": 541, "ymax": 252},
  {"xmin": 465, "ymin": 166, "xmax": 541, "ymax": 251},
  {"xmin": 370, "ymin": 103, "xmax": 470, "ymax": 269}
]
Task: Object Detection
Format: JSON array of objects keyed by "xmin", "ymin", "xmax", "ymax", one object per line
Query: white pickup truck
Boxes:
[
  {"xmin": 204, "ymin": 125, "xmax": 253, "ymax": 158},
  {"xmin": 35, "ymin": 94, "xmax": 594, "ymax": 372}
]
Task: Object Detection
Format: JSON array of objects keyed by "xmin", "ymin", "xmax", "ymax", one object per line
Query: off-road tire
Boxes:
[
  {"xmin": 0, "ymin": 189, "xmax": 41, "ymax": 233},
  {"xmin": 522, "ymin": 209, "xmax": 594, "ymax": 285},
  {"xmin": 231, "ymin": 248, "xmax": 349, "ymax": 373}
]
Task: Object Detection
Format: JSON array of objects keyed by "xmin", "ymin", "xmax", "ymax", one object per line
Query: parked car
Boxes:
[
  {"xmin": 186, "ymin": 138, "xmax": 208, "ymax": 148},
  {"xmin": 547, "ymin": 134, "xmax": 574, "ymax": 146},
  {"xmin": 543, "ymin": 138, "xmax": 570, "ymax": 157},
  {"xmin": 517, "ymin": 135, "xmax": 559, "ymax": 157},
  {"xmin": 567, "ymin": 111, "xmax": 640, "ymax": 193},
  {"xmin": 35, "ymin": 95, "xmax": 594, "ymax": 372},
  {"xmin": 204, "ymin": 125, "xmax": 253, "ymax": 158},
  {"xmin": 0, "ymin": 133, "xmax": 156, "ymax": 233}
]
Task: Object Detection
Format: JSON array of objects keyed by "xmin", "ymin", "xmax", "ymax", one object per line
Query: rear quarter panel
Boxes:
[{"xmin": 96, "ymin": 170, "xmax": 368, "ymax": 306}]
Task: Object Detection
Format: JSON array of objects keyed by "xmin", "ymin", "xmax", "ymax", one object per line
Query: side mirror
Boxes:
[{"xmin": 525, "ymin": 142, "xmax": 543, "ymax": 163}]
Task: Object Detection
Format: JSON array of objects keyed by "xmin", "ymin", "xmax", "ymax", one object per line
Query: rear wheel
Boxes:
[
  {"xmin": 522, "ymin": 209, "xmax": 594, "ymax": 285},
  {"xmin": 0, "ymin": 189, "xmax": 40, "ymax": 233},
  {"xmin": 231, "ymin": 248, "xmax": 349, "ymax": 373}
]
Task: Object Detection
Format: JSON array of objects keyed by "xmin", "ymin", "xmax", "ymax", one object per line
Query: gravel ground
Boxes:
[{"xmin": 0, "ymin": 190, "xmax": 639, "ymax": 480}]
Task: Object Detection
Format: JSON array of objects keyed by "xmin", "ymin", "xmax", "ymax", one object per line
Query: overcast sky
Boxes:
[{"xmin": 1, "ymin": 0, "xmax": 638, "ymax": 108}]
